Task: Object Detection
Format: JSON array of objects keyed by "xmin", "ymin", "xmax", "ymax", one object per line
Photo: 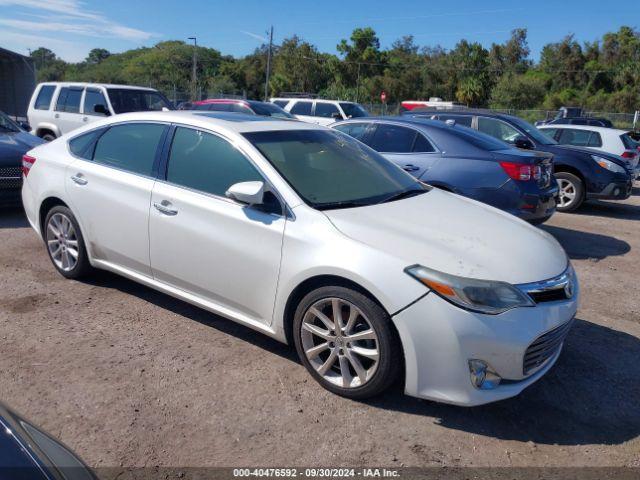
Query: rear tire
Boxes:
[
  {"xmin": 44, "ymin": 206, "xmax": 93, "ymax": 279},
  {"xmin": 293, "ymin": 286, "xmax": 402, "ymax": 399},
  {"xmin": 555, "ymin": 172, "xmax": 584, "ymax": 212}
]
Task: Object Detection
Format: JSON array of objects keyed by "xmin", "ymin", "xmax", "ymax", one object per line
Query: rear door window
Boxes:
[
  {"xmin": 412, "ymin": 133, "xmax": 436, "ymax": 152},
  {"xmin": 588, "ymin": 132, "xmax": 603, "ymax": 147},
  {"xmin": 93, "ymin": 123, "xmax": 166, "ymax": 176},
  {"xmin": 314, "ymin": 102, "xmax": 340, "ymax": 118},
  {"xmin": 369, "ymin": 124, "xmax": 417, "ymax": 153},
  {"xmin": 557, "ymin": 129, "xmax": 594, "ymax": 147},
  {"xmin": 333, "ymin": 123, "xmax": 370, "ymax": 141},
  {"xmin": 69, "ymin": 129, "xmax": 103, "ymax": 159},
  {"xmin": 272, "ymin": 100, "xmax": 289, "ymax": 108},
  {"xmin": 34, "ymin": 85, "xmax": 56, "ymax": 110},
  {"xmin": 55, "ymin": 87, "xmax": 82, "ymax": 113},
  {"xmin": 290, "ymin": 101, "xmax": 313, "ymax": 115}
]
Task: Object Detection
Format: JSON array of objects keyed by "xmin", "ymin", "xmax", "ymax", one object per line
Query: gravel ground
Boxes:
[{"xmin": 1, "ymin": 186, "xmax": 639, "ymax": 469}]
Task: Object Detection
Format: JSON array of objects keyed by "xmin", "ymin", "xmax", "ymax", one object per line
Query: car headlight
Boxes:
[
  {"xmin": 591, "ymin": 155, "xmax": 627, "ymax": 174},
  {"xmin": 404, "ymin": 265, "xmax": 535, "ymax": 315}
]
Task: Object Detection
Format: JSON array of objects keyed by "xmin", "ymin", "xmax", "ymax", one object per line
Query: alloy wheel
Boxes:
[
  {"xmin": 557, "ymin": 178, "xmax": 576, "ymax": 208},
  {"xmin": 300, "ymin": 297, "xmax": 379, "ymax": 388},
  {"xmin": 46, "ymin": 213, "xmax": 79, "ymax": 272}
]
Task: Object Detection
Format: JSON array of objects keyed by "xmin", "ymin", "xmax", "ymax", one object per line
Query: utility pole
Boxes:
[
  {"xmin": 356, "ymin": 62, "xmax": 361, "ymax": 103},
  {"xmin": 264, "ymin": 26, "xmax": 273, "ymax": 101},
  {"xmin": 188, "ymin": 37, "xmax": 198, "ymax": 101}
]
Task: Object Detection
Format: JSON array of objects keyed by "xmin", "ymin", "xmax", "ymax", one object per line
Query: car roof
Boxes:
[
  {"xmin": 538, "ymin": 124, "xmax": 629, "ymax": 134},
  {"xmin": 38, "ymin": 82, "xmax": 157, "ymax": 91},
  {"xmin": 271, "ymin": 98, "xmax": 355, "ymax": 104},
  {"xmin": 335, "ymin": 115, "xmax": 471, "ymax": 132},
  {"xmin": 93, "ymin": 111, "xmax": 319, "ymax": 133},
  {"xmin": 193, "ymin": 99, "xmax": 248, "ymax": 105},
  {"xmin": 406, "ymin": 108, "xmax": 515, "ymax": 120}
]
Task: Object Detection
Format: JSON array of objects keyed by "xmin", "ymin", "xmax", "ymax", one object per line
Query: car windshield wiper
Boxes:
[
  {"xmin": 378, "ymin": 187, "xmax": 428, "ymax": 204},
  {"xmin": 315, "ymin": 199, "xmax": 373, "ymax": 211}
]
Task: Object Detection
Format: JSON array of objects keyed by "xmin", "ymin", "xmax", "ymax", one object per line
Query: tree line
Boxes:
[{"xmin": 29, "ymin": 26, "xmax": 640, "ymax": 112}]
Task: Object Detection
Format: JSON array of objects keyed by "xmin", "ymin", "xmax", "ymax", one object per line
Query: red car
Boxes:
[{"xmin": 186, "ymin": 99, "xmax": 295, "ymax": 119}]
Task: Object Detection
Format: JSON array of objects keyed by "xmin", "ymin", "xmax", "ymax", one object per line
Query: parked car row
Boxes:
[
  {"xmin": 21, "ymin": 111, "xmax": 579, "ymax": 406},
  {"xmin": 331, "ymin": 117, "xmax": 558, "ymax": 223},
  {"xmin": 405, "ymin": 109, "xmax": 635, "ymax": 211}
]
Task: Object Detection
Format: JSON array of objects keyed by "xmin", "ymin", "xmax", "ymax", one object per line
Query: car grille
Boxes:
[
  {"xmin": 528, "ymin": 287, "xmax": 570, "ymax": 303},
  {"xmin": 0, "ymin": 167, "xmax": 22, "ymax": 190},
  {"xmin": 523, "ymin": 318, "xmax": 574, "ymax": 375}
]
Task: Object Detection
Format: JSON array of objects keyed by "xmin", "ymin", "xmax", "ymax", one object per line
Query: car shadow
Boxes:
[
  {"xmin": 83, "ymin": 272, "xmax": 639, "ymax": 447},
  {"xmin": 0, "ymin": 205, "xmax": 29, "ymax": 229},
  {"xmin": 574, "ymin": 200, "xmax": 640, "ymax": 221},
  {"xmin": 82, "ymin": 270, "xmax": 298, "ymax": 363},
  {"xmin": 364, "ymin": 318, "xmax": 640, "ymax": 446},
  {"xmin": 541, "ymin": 224, "xmax": 630, "ymax": 260}
]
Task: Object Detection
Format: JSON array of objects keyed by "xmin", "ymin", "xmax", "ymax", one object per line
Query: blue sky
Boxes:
[{"xmin": 0, "ymin": 0, "xmax": 638, "ymax": 62}]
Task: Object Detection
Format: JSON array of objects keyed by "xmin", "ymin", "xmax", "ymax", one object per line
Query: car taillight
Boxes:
[
  {"xmin": 22, "ymin": 155, "xmax": 36, "ymax": 177},
  {"xmin": 499, "ymin": 162, "xmax": 541, "ymax": 181},
  {"xmin": 621, "ymin": 151, "xmax": 636, "ymax": 159}
]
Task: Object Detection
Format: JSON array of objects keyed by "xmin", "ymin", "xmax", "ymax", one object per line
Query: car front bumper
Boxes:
[
  {"xmin": 586, "ymin": 176, "xmax": 632, "ymax": 200},
  {"xmin": 392, "ymin": 286, "xmax": 579, "ymax": 406}
]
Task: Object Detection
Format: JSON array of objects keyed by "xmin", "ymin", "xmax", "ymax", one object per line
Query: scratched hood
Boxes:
[{"xmin": 323, "ymin": 189, "xmax": 568, "ymax": 284}]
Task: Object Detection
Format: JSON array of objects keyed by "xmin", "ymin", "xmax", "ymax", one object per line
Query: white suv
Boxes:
[
  {"xmin": 270, "ymin": 97, "xmax": 368, "ymax": 126},
  {"xmin": 27, "ymin": 82, "xmax": 173, "ymax": 141}
]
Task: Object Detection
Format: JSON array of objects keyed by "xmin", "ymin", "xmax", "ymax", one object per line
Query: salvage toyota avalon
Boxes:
[{"xmin": 21, "ymin": 111, "xmax": 579, "ymax": 406}]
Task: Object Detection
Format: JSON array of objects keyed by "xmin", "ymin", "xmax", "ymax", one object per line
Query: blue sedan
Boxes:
[
  {"xmin": 0, "ymin": 111, "xmax": 44, "ymax": 204},
  {"xmin": 331, "ymin": 117, "xmax": 558, "ymax": 224}
]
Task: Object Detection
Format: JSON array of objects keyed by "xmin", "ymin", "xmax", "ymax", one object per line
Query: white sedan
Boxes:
[
  {"xmin": 538, "ymin": 124, "xmax": 640, "ymax": 178},
  {"xmin": 21, "ymin": 111, "xmax": 578, "ymax": 406}
]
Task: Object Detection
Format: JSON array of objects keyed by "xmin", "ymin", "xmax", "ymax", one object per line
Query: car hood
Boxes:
[
  {"xmin": 540, "ymin": 143, "xmax": 631, "ymax": 169},
  {"xmin": 0, "ymin": 131, "xmax": 45, "ymax": 167},
  {"xmin": 323, "ymin": 189, "xmax": 568, "ymax": 285}
]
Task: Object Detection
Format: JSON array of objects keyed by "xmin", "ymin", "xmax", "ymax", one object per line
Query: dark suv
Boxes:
[{"xmin": 406, "ymin": 109, "xmax": 633, "ymax": 211}]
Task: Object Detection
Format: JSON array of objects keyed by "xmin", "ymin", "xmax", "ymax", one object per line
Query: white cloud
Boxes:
[
  {"xmin": 240, "ymin": 30, "xmax": 267, "ymax": 42},
  {"xmin": 0, "ymin": 0, "xmax": 155, "ymax": 60}
]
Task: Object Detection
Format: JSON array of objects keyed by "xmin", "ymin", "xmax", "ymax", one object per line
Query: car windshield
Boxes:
[
  {"xmin": 107, "ymin": 89, "xmax": 173, "ymax": 114},
  {"xmin": 243, "ymin": 129, "xmax": 426, "ymax": 210},
  {"xmin": 0, "ymin": 111, "xmax": 20, "ymax": 133},
  {"xmin": 339, "ymin": 102, "xmax": 368, "ymax": 118},
  {"xmin": 510, "ymin": 116, "xmax": 558, "ymax": 145},
  {"xmin": 249, "ymin": 102, "xmax": 294, "ymax": 119}
]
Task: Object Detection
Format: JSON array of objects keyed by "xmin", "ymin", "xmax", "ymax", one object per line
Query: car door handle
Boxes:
[
  {"xmin": 403, "ymin": 164, "xmax": 420, "ymax": 172},
  {"xmin": 70, "ymin": 173, "xmax": 88, "ymax": 185},
  {"xmin": 82, "ymin": 116, "xmax": 88, "ymax": 122},
  {"xmin": 153, "ymin": 201, "xmax": 178, "ymax": 216},
  {"xmin": 54, "ymin": 113, "xmax": 60, "ymax": 119}
]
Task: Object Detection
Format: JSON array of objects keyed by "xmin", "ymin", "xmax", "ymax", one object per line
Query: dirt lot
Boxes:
[{"xmin": 1, "ymin": 186, "xmax": 639, "ymax": 469}]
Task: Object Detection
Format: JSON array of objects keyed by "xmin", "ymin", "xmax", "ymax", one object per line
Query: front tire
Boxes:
[
  {"xmin": 41, "ymin": 132, "xmax": 56, "ymax": 142},
  {"xmin": 293, "ymin": 286, "xmax": 402, "ymax": 399},
  {"xmin": 555, "ymin": 172, "xmax": 585, "ymax": 212},
  {"xmin": 44, "ymin": 206, "xmax": 92, "ymax": 279}
]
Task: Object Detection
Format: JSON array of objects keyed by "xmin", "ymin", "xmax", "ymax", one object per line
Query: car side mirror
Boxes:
[
  {"xmin": 332, "ymin": 112, "xmax": 342, "ymax": 120},
  {"xmin": 225, "ymin": 181, "xmax": 265, "ymax": 205},
  {"xmin": 513, "ymin": 135, "xmax": 534, "ymax": 150},
  {"xmin": 93, "ymin": 104, "xmax": 110, "ymax": 116},
  {"xmin": 19, "ymin": 122, "xmax": 31, "ymax": 132}
]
